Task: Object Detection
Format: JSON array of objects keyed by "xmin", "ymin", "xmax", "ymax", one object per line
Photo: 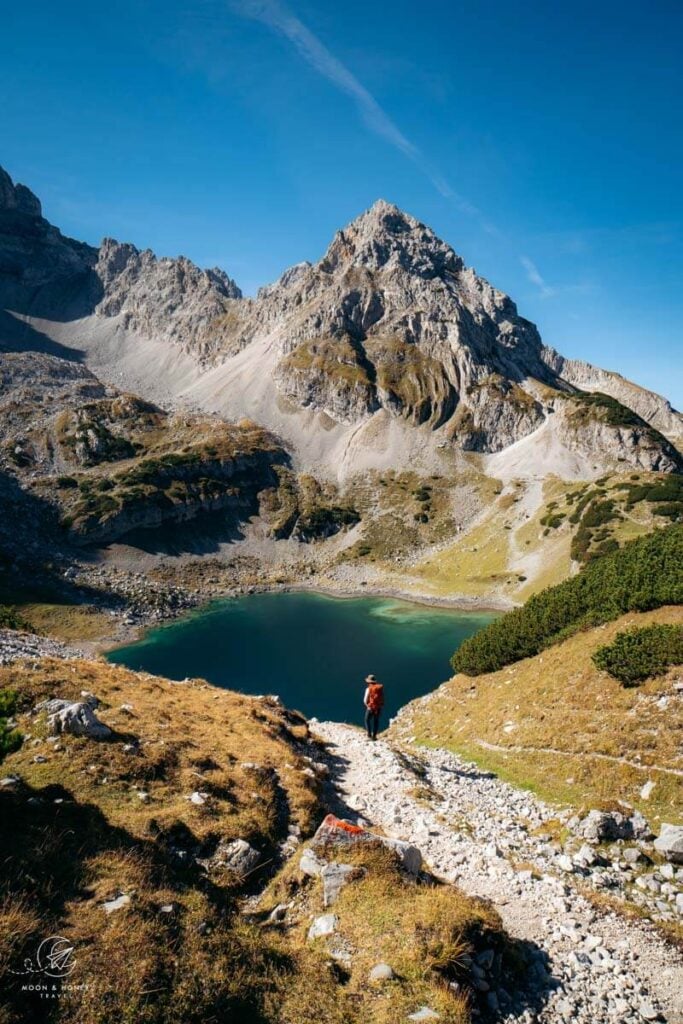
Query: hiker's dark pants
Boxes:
[{"xmin": 365, "ymin": 709, "xmax": 380, "ymax": 739}]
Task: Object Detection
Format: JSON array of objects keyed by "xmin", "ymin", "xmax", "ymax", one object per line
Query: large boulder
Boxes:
[
  {"xmin": 575, "ymin": 809, "xmax": 652, "ymax": 843},
  {"xmin": 311, "ymin": 814, "xmax": 423, "ymax": 874},
  {"xmin": 36, "ymin": 696, "xmax": 112, "ymax": 740},
  {"xmin": 654, "ymin": 824, "xmax": 683, "ymax": 864}
]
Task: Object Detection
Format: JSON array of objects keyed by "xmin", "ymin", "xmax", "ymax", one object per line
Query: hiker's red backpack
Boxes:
[{"xmin": 367, "ymin": 682, "xmax": 384, "ymax": 713}]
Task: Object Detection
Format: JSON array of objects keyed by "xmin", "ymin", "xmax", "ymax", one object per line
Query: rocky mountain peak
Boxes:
[
  {"xmin": 0, "ymin": 166, "xmax": 42, "ymax": 218},
  {"xmin": 0, "ymin": 163, "xmax": 680, "ymax": 474},
  {"xmin": 319, "ymin": 199, "xmax": 464, "ymax": 279}
]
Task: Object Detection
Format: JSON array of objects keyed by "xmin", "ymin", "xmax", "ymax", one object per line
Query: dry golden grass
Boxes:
[
  {"xmin": 0, "ymin": 658, "xmax": 507, "ymax": 1024},
  {"xmin": 260, "ymin": 843, "xmax": 511, "ymax": 1024},
  {"xmin": 0, "ymin": 657, "xmax": 319, "ymax": 1024},
  {"xmin": 397, "ymin": 607, "xmax": 683, "ymax": 824},
  {"xmin": 411, "ymin": 470, "xmax": 678, "ymax": 603},
  {"xmin": 15, "ymin": 602, "xmax": 113, "ymax": 642},
  {"xmin": 341, "ymin": 468, "xmax": 492, "ymax": 566}
]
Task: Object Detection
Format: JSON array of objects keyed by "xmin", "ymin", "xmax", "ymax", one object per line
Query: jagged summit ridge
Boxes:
[
  {"xmin": 0, "ymin": 164, "xmax": 681, "ymax": 476},
  {"xmin": 319, "ymin": 198, "xmax": 465, "ymax": 279},
  {"xmin": 0, "ymin": 167, "xmax": 42, "ymax": 217}
]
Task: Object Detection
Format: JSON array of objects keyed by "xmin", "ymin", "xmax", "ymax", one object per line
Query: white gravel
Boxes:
[
  {"xmin": 313, "ymin": 721, "xmax": 683, "ymax": 1024},
  {"xmin": 0, "ymin": 630, "xmax": 84, "ymax": 665}
]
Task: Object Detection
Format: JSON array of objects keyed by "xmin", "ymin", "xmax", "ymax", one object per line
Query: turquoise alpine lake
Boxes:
[{"xmin": 106, "ymin": 592, "xmax": 496, "ymax": 725}]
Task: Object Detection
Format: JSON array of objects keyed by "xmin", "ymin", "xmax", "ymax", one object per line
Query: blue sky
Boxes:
[{"xmin": 1, "ymin": 0, "xmax": 681, "ymax": 405}]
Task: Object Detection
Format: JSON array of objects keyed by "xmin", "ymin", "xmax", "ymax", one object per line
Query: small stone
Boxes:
[
  {"xmin": 640, "ymin": 780, "xmax": 655, "ymax": 800},
  {"xmin": 300, "ymin": 848, "xmax": 326, "ymax": 878},
  {"xmin": 158, "ymin": 903, "xmax": 178, "ymax": 914},
  {"xmin": 476, "ymin": 948, "xmax": 495, "ymax": 969},
  {"xmin": 369, "ymin": 962, "xmax": 394, "ymax": 982},
  {"xmin": 322, "ymin": 862, "xmax": 358, "ymax": 907},
  {"xmin": 268, "ymin": 903, "xmax": 289, "ymax": 922},
  {"xmin": 639, "ymin": 1001, "xmax": 660, "ymax": 1020},
  {"xmin": 407, "ymin": 1009, "xmax": 440, "ymax": 1022},
  {"xmin": 558, "ymin": 855, "xmax": 574, "ymax": 872},
  {"xmin": 103, "ymin": 894, "xmax": 131, "ymax": 914},
  {"xmin": 623, "ymin": 847, "xmax": 644, "ymax": 865},
  {"xmin": 308, "ymin": 914, "xmax": 337, "ymax": 940},
  {"xmin": 575, "ymin": 844, "xmax": 598, "ymax": 867},
  {"xmin": 654, "ymin": 824, "xmax": 683, "ymax": 863},
  {"xmin": 33, "ymin": 754, "xmax": 48, "ymax": 763},
  {"xmin": 189, "ymin": 791, "xmax": 208, "ymax": 805},
  {"xmin": 213, "ymin": 838, "xmax": 261, "ymax": 875}
]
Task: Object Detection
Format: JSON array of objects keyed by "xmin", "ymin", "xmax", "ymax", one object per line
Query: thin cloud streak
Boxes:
[
  {"xmin": 520, "ymin": 255, "xmax": 555, "ymax": 298},
  {"xmin": 232, "ymin": 0, "xmax": 565, "ymax": 297},
  {"xmin": 230, "ymin": 0, "xmax": 473, "ymax": 209}
]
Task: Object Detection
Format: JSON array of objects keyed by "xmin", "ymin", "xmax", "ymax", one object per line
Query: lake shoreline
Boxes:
[
  {"xmin": 275, "ymin": 580, "xmax": 510, "ymax": 613},
  {"xmin": 98, "ymin": 579, "xmax": 507, "ymax": 655}
]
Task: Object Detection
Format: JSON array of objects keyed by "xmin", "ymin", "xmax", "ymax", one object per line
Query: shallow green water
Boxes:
[{"xmin": 106, "ymin": 592, "xmax": 495, "ymax": 726}]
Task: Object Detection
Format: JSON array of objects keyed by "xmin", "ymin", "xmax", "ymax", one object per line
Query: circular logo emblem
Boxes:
[{"xmin": 36, "ymin": 936, "xmax": 76, "ymax": 978}]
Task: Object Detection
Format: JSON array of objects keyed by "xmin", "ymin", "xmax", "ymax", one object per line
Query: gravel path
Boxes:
[{"xmin": 313, "ymin": 721, "xmax": 683, "ymax": 1024}]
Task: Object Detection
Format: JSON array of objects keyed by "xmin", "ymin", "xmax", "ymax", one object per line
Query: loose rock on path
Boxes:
[{"xmin": 313, "ymin": 721, "xmax": 683, "ymax": 1024}]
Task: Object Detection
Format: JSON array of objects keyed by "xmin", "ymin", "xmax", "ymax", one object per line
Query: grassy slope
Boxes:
[
  {"xmin": 0, "ymin": 577, "xmax": 115, "ymax": 645},
  {"xmin": 409, "ymin": 471, "xmax": 679, "ymax": 604},
  {"xmin": 0, "ymin": 657, "xmax": 507, "ymax": 1024},
  {"xmin": 393, "ymin": 606, "xmax": 683, "ymax": 825}
]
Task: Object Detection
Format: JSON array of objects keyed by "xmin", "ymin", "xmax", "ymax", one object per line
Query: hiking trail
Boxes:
[{"xmin": 313, "ymin": 721, "xmax": 683, "ymax": 1024}]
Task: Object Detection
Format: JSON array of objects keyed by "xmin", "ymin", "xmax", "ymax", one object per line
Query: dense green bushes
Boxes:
[
  {"xmin": 0, "ymin": 606, "xmax": 31, "ymax": 631},
  {"xmin": 451, "ymin": 525, "xmax": 683, "ymax": 676},
  {"xmin": 592, "ymin": 624, "xmax": 683, "ymax": 686}
]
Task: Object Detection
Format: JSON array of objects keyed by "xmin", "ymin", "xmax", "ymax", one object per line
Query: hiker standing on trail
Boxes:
[{"xmin": 363, "ymin": 673, "xmax": 384, "ymax": 740}]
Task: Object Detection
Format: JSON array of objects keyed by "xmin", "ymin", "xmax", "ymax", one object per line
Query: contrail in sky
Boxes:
[
  {"xmin": 231, "ymin": 0, "xmax": 553, "ymax": 295},
  {"xmin": 230, "ymin": 0, "xmax": 477, "ymax": 212}
]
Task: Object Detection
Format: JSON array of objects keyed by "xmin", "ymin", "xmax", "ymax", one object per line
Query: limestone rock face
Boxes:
[
  {"xmin": 225, "ymin": 201, "xmax": 558, "ymax": 440},
  {"xmin": 0, "ymin": 166, "xmax": 241, "ymax": 361},
  {"xmin": 94, "ymin": 238, "xmax": 242, "ymax": 362},
  {"xmin": 0, "ymin": 167, "xmax": 42, "ymax": 217},
  {"xmin": 0, "ymin": 165, "xmax": 681, "ymax": 476},
  {"xmin": 0, "ymin": 168, "xmax": 96, "ymax": 309},
  {"xmin": 543, "ymin": 347, "xmax": 683, "ymax": 447},
  {"xmin": 178, "ymin": 198, "xmax": 681, "ymax": 469},
  {"xmin": 553, "ymin": 395, "xmax": 682, "ymax": 474}
]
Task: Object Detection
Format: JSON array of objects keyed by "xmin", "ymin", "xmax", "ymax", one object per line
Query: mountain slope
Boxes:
[
  {"xmin": 392, "ymin": 604, "xmax": 683, "ymax": 825},
  {"xmin": 1, "ymin": 167, "xmax": 680, "ymax": 483}
]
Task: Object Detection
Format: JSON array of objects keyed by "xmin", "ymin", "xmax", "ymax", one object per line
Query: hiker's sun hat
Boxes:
[{"xmin": 365, "ymin": 673, "xmax": 377, "ymax": 683}]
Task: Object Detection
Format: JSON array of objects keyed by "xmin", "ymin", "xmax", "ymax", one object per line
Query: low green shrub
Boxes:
[
  {"xmin": 0, "ymin": 606, "xmax": 32, "ymax": 631},
  {"xmin": 592, "ymin": 623, "xmax": 683, "ymax": 685},
  {"xmin": 0, "ymin": 688, "xmax": 21, "ymax": 763},
  {"xmin": 451, "ymin": 525, "xmax": 683, "ymax": 676}
]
